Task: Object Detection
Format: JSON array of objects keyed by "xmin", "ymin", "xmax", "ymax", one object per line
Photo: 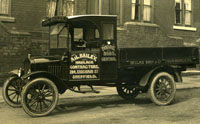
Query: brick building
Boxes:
[
  {"xmin": 0, "ymin": 0, "xmax": 200, "ymax": 73},
  {"xmin": 0, "ymin": 0, "xmax": 48, "ymax": 72},
  {"xmin": 70, "ymin": 0, "xmax": 200, "ymax": 48}
]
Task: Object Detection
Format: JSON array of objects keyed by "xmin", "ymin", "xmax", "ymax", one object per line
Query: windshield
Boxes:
[{"xmin": 50, "ymin": 23, "xmax": 70, "ymax": 49}]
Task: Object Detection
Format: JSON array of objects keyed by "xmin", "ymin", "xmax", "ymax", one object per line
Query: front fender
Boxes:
[
  {"xmin": 8, "ymin": 68, "xmax": 25, "ymax": 77},
  {"xmin": 21, "ymin": 71, "xmax": 67, "ymax": 94},
  {"xmin": 21, "ymin": 71, "xmax": 51, "ymax": 80},
  {"xmin": 8, "ymin": 69, "xmax": 20, "ymax": 77}
]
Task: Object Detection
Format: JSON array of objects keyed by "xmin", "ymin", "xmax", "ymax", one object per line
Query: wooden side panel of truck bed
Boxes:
[{"xmin": 119, "ymin": 47, "xmax": 199, "ymax": 68}]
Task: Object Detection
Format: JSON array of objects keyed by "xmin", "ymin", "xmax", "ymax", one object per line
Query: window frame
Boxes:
[
  {"xmin": 63, "ymin": 0, "xmax": 74, "ymax": 16},
  {"xmin": 47, "ymin": 0, "xmax": 75, "ymax": 17},
  {"xmin": 46, "ymin": 0, "xmax": 57, "ymax": 17},
  {"xmin": 175, "ymin": 0, "xmax": 193, "ymax": 26},
  {"xmin": 58, "ymin": 0, "xmax": 75, "ymax": 16},
  {"xmin": 143, "ymin": 0, "xmax": 151, "ymax": 22},
  {"xmin": 0, "ymin": 0, "xmax": 15, "ymax": 22},
  {"xmin": 131, "ymin": 0, "xmax": 153, "ymax": 23},
  {"xmin": 0, "ymin": 0, "xmax": 11, "ymax": 16}
]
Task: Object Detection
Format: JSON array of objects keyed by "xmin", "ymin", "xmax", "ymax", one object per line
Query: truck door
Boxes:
[
  {"xmin": 69, "ymin": 27, "xmax": 100, "ymax": 81},
  {"xmin": 100, "ymin": 23, "xmax": 118, "ymax": 80}
]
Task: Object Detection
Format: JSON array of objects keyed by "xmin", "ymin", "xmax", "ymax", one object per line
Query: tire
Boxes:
[
  {"xmin": 2, "ymin": 76, "xmax": 23, "ymax": 108},
  {"xmin": 116, "ymin": 82, "xmax": 139, "ymax": 100},
  {"xmin": 21, "ymin": 78, "xmax": 59, "ymax": 117},
  {"xmin": 148, "ymin": 72, "xmax": 176, "ymax": 106}
]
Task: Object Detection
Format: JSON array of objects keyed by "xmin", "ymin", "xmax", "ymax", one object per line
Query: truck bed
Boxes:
[{"xmin": 119, "ymin": 47, "xmax": 199, "ymax": 68}]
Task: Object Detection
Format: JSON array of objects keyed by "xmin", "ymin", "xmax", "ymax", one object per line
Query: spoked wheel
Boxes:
[
  {"xmin": 148, "ymin": 72, "xmax": 176, "ymax": 106},
  {"xmin": 2, "ymin": 76, "xmax": 24, "ymax": 107},
  {"xmin": 116, "ymin": 82, "xmax": 139, "ymax": 100},
  {"xmin": 21, "ymin": 78, "xmax": 58, "ymax": 117}
]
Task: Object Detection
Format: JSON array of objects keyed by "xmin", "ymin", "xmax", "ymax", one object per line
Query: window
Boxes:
[
  {"xmin": 175, "ymin": 0, "xmax": 181, "ymax": 24},
  {"xmin": 63, "ymin": 0, "xmax": 74, "ymax": 16},
  {"xmin": 87, "ymin": 0, "xmax": 99, "ymax": 14},
  {"xmin": 74, "ymin": 28, "xmax": 83, "ymax": 41},
  {"xmin": 131, "ymin": 0, "xmax": 140, "ymax": 21},
  {"xmin": 103, "ymin": 24, "xmax": 114, "ymax": 40},
  {"xmin": 131, "ymin": 0, "xmax": 152, "ymax": 22},
  {"xmin": 143, "ymin": 0, "xmax": 151, "ymax": 21},
  {"xmin": 58, "ymin": 0, "xmax": 74, "ymax": 16},
  {"xmin": 47, "ymin": 0, "xmax": 74, "ymax": 17},
  {"xmin": 85, "ymin": 28, "xmax": 100, "ymax": 41},
  {"xmin": 58, "ymin": 27, "xmax": 68, "ymax": 48},
  {"xmin": 50, "ymin": 24, "xmax": 69, "ymax": 48},
  {"xmin": 0, "ymin": 0, "xmax": 10, "ymax": 15},
  {"xmin": 47, "ymin": 0, "xmax": 57, "ymax": 17},
  {"xmin": 175, "ymin": 0, "xmax": 192, "ymax": 26}
]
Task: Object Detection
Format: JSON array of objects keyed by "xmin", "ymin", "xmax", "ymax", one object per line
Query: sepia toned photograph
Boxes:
[{"xmin": 0, "ymin": 0, "xmax": 200, "ymax": 124}]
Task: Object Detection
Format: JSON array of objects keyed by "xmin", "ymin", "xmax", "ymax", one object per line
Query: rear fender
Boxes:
[
  {"xmin": 139, "ymin": 66, "xmax": 182, "ymax": 87},
  {"xmin": 21, "ymin": 71, "xmax": 67, "ymax": 94},
  {"xmin": 139, "ymin": 67, "xmax": 160, "ymax": 87}
]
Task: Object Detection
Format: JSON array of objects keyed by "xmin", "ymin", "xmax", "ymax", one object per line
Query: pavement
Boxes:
[
  {"xmin": 0, "ymin": 69, "xmax": 200, "ymax": 103},
  {"xmin": 181, "ymin": 68, "xmax": 200, "ymax": 76}
]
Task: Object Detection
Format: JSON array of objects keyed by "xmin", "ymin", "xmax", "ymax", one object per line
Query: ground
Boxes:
[{"xmin": 0, "ymin": 76, "xmax": 200, "ymax": 124}]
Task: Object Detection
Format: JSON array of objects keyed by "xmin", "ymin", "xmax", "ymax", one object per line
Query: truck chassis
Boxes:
[{"xmin": 2, "ymin": 15, "xmax": 199, "ymax": 117}]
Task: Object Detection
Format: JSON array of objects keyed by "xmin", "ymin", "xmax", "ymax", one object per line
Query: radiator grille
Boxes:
[{"xmin": 48, "ymin": 65, "xmax": 66, "ymax": 78}]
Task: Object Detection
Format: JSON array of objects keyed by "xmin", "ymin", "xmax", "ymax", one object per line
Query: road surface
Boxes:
[{"xmin": 0, "ymin": 75, "xmax": 200, "ymax": 124}]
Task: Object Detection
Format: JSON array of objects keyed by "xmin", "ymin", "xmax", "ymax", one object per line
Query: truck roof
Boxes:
[{"xmin": 42, "ymin": 15, "xmax": 117, "ymax": 27}]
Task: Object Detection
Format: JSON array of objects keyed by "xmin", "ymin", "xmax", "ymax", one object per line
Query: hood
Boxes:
[{"xmin": 29, "ymin": 56, "xmax": 61, "ymax": 64}]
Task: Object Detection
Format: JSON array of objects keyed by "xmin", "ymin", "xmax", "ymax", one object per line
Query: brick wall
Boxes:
[
  {"xmin": 120, "ymin": 0, "xmax": 200, "ymax": 47},
  {"xmin": 117, "ymin": 22, "xmax": 183, "ymax": 48},
  {"xmin": 154, "ymin": 0, "xmax": 200, "ymax": 46},
  {"xmin": 0, "ymin": 22, "xmax": 10, "ymax": 43},
  {"xmin": 0, "ymin": 24, "xmax": 48, "ymax": 73},
  {"xmin": 0, "ymin": 33, "xmax": 30, "ymax": 72},
  {"xmin": 2, "ymin": 0, "xmax": 47, "ymax": 32}
]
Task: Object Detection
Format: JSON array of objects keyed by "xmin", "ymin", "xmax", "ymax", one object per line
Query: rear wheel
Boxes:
[
  {"xmin": 116, "ymin": 82, "xmax": 139, "ymax": 100},
  {"xmin": 21, "ymin": 78, "xmax": 58, "ymax": 117},
  {"xmin": 2, "ymin": 76, "xmax": 23, "ymax": 107},
  {"xmin": 148, "ymin": 72, "xmax": 176, "ymax": 105}
]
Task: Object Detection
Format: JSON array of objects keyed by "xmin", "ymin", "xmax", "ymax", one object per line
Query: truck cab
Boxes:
[{"xmin": 42, "ymin": 15, "xmax": 118, "ymax": 82}]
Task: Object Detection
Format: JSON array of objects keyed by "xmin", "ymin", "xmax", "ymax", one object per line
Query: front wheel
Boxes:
[
  {"xmin": 2, "ymin": 76, "xmax": 24, "ymax": 107},
  {"xmin": 21, "ymin": 78, "xmax": 59, "ymax": 117},
  {"xmin": 148, "ymin": 72, "xmax": 176, "ymax": 106}
]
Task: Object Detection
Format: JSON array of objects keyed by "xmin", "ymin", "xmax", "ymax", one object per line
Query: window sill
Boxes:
[
  {"xmin": 0, "ymin": 16, "xmax": 15, "ymax": 22},
  {"xmin": 173, "ymin": 25, "xmax": 197, "ymax": 32},
  {"xmin": 125, "ymin": 22, "xmax": 159, "ymax": 28}
]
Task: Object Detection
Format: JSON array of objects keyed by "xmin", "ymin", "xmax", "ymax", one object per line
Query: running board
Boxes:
[{"xmin": 69, "ymin": 85, "xmax": 100, "ymax": 94}]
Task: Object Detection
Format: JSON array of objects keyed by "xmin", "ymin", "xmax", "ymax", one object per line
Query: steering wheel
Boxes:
[{"xmin": 78, "ymin": 39, "xmax": 86, "ymax": 46}]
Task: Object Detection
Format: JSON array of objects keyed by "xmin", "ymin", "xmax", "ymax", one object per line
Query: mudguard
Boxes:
[
  {"xmin": 139, "ymin": 66, "xmax": 182, "ymax": 87},
  {"xmin": 8, "ymin": 69, "xmax": 19, "ymax": 77},
  {"xmin": 21, "ymin": 71, "xmax": 67, "ymax": 94},
  {"xmin": 139, "ymin": 67, "xmax": 159, "ymax": 87}
]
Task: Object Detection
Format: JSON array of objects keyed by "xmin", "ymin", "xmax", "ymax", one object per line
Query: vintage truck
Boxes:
[{"xmin": 2, "ymin": 15, "xmax": 199, "ymax": 117}]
